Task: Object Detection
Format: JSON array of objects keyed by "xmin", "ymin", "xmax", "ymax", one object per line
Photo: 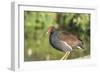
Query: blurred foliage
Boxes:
[{"xmin": 24, "ymin": 11, "xmax": 90, "ymax": 61}]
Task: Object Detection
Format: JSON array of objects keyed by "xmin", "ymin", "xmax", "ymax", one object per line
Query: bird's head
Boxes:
[{"xmin": 47, "ymin": 26, "xmax": 56, "ymax": 34}]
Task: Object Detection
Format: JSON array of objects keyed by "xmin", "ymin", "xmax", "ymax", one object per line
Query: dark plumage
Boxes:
[{"xmin": 48, "ymin": 26, "xmax": 84, "ymax": 60}]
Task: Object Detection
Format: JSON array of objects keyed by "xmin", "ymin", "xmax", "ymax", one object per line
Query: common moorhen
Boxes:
[{"xmin": 48, "ymin": 26, "xmax": 84, "ymax": 60}]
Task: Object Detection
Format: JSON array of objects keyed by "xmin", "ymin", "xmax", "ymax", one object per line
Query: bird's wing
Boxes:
[
  {"xmin": 60, "ymin": 40, "xmax": 72, "ymax": 51},
  {"xmin": 58, "ymin": 31, "xmax": 82, "ymax": 47},
  {"xmin": 52, "ymin": 39, "xmax": 73, "ymax": 52}
]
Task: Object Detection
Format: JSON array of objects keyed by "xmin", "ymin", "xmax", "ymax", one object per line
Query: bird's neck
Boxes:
[
  {"xmin": 49, "ymin": 30, "xmax": 58, "ymax": 40},
  {"xmin": 50, "ymin": 30, "xmax": 56, "ymax": 35}
]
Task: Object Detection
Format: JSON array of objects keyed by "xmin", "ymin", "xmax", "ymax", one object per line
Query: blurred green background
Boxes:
[{"xmin": 24, "ymin": 11, "xmax": 90, "ymax": 61}]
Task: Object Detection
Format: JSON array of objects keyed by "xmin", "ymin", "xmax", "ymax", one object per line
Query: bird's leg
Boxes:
[
  {"xmin": 64, "ymin": 51, "xmax": 70, "ymax": 60},
  {"xmin": 60, "ymin": 52, "xmax": 69, "ymax": 60},
  {"xmin": 60, "ymin": 51, "xmax": 70, "ymax": 60}
]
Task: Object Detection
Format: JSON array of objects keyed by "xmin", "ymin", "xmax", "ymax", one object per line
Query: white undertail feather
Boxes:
[{"xmin": 77, "ymin": 46, "xmax": 82, "ymax": 49}]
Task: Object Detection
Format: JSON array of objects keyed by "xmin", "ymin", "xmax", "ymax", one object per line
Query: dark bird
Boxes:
[{"xmin": 47, "ymin": 26, "xmax": 84, "ymax": 60}]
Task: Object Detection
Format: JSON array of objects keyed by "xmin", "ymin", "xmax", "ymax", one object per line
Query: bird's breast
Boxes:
[{"xmin": 49, "ymin": 32, "xmax": 72, "ymax": 52}]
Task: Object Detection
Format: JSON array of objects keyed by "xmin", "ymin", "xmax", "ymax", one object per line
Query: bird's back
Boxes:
[{"xmin": 58, "ymin": 31, "xmax": 83, "ymax": 47}]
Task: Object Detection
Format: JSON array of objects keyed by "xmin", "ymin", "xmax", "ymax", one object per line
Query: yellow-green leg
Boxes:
[
  {"xmin": 61, "ymin": 51, "xmax": 70, "ymax": 60},
  {"xmin": 64, "ymin": 51, "xmax": 70, "ymax": 60}
]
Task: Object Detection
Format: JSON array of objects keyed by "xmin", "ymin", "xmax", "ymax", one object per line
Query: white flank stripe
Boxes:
[{"xmin": 61, "ymin": 41, "xmax": 72, "ymax": 50}]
